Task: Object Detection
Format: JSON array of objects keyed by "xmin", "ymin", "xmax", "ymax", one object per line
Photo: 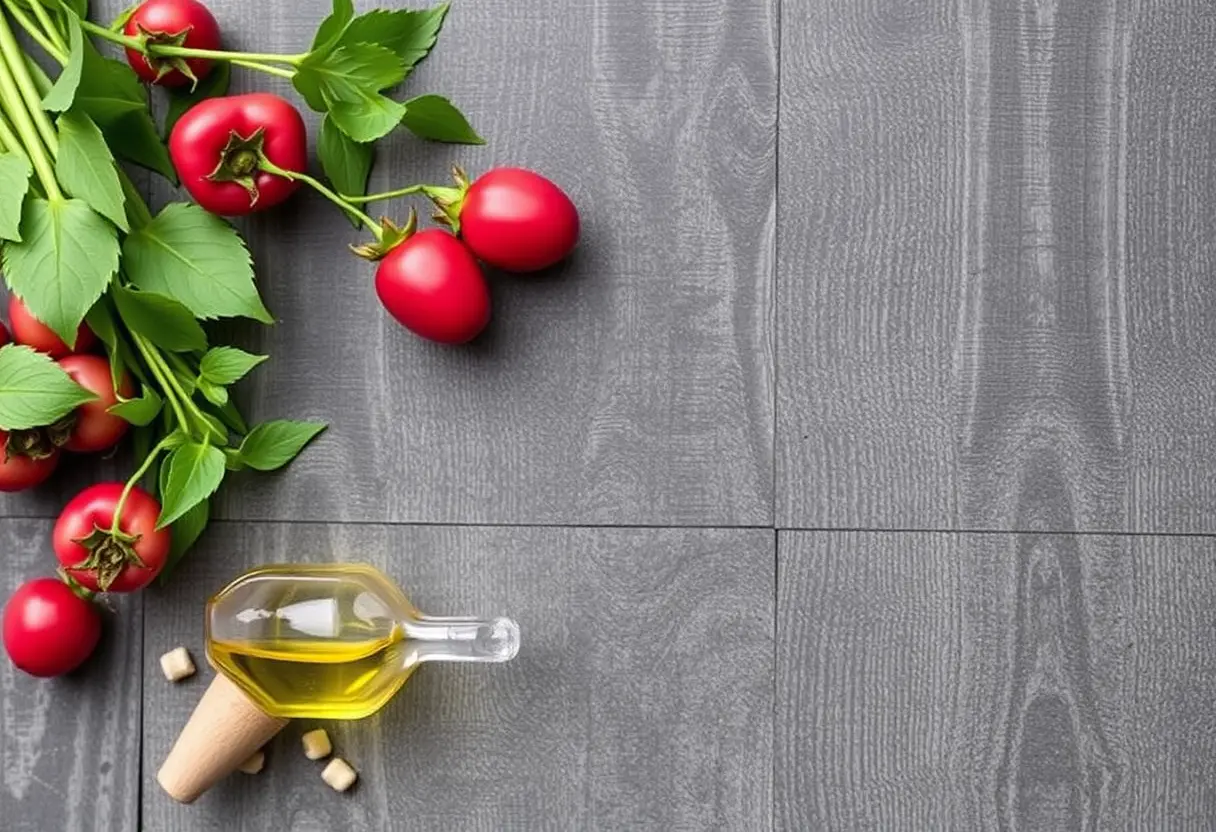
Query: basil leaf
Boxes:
[
  {"xmin": 238, "ymin": 420, "xmax": 326, "ymax": 471},
  {"xmin": 74, "ymin": 39, "xmax": 175, "ymax": 183},
  {"xmin": 108, "ymin": 385, "xmax": 163, "ymax": 426},
  {"xmin": 311, "ymin": 0, "xmax": 355, "ymax": 55},
  {"xmin": 1, "ymin": 197, "xmax": 119, "ymax": 343},
  {"xmin": 122, "ymin": 202, "xmax": 272, "ymax": 323},
  {"xmin": 157, "ymin": 441, "xmax": 225, "ymax": 528},
  {"xmin": 55, "ymin": 110, "xmax": 128, "ymax": 231},
  {"xmin": 199, "ymin": 346, "xmax": 266, "ymax": 386},
  {"xmin": 158, "ymin": 497, "xmax": 209, "ymax": 583},
  {"xmin": 197, "ymin": 377, "xmax": 228, "ymax": 406},
  {"xmin": 400, "ymin": 95, "xmax": 484, "ymax": 145},
  {"xmin": 111, "ymin": 283, "xmax": 207, "ymax": 352},
  {"xmin": 0, "ymin": 343, "xmax": 95, "ymax": 430},
  {"xmin": 41, "ymin": 14, "xmax": 84, "ymax": 112},
  {"xmin": 0, "ymin": 152, "xmax": 31, "ymax": 241},
  {"xmin": 294, "ymin": 44, "xmax": 406, "ymax": 141},
  {"xmin": 338, "ymin": 4, "xmax": 448, "ymax": 72},
  {"xmin": 318, "ymin": 115, "xmax": 372, "ymax": 227},
  {"xmin": 164, "ymin": 61, "xmax": 229, "ymax": 138}
]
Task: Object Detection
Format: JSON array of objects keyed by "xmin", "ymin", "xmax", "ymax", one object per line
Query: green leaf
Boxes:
[
  {"xmin": 209, "ymin": 398, "xmax": 248, "ymax": 435},
  {"xmin": 158, "ymin": 496, "xmax": 209, "ymax": 583},
  {"xmin": 0, "ymin": 343, "xmax": 95, "ymax": 430},
  {"xmin": 54, "ymin": 110, "xmax": 128, "ymax": 231},
  {"xmin": 311, "ymin": 0, "xmax": 355, "ymax": 54},
  {"xmin": 84, "ymin": 299, "xmax": 129, "ymax": 391},
  {"xmin": 163, "ymin": 61, "xmax": 230, "ymax": 138},
  {"xmin": 238, "ymin": 420, "xmax": 326, "ymax": 471},
  {"xmin": 108, "ymin": 385, "xmax": 162, "ymax": 426},
  {"xmin": 64, "ymin": 0, "xmax": 88, "ymax": 17},
  {"xmin": 197, "ymin": 377, "xmax": 228, "ymax": 406},
  {"xmin": 294, "ymin": 44, "xmax": 406, "ymax": 141},
  {"xmin": 111, "ymin": 284, "xmax": 207, "ymax": 352},
  {"xmin": 317, "ymin": 115, "xmax": 372, "ymax": 227},
  {"xmin": 158, "ymin": 441, "xmax": 225, "ymax": 528},
  {"xmin": 122, "ymin": 202, "xmax": 272, "ymax": 322},
  {"xmin": 400, "ymin": 95, "xmax": 484, "ymax": 145},
  {"xmin": 109, "ymin": 3, "xmax": 138, "ymax": 30},
  {"xmin": 199, "ymin": 346, "xmax": 267, "ymax": 386},
  {"xmin": 328, "ymin": 96, "xmax": 408, "ymax": 143},
  {"xmin": 74, "ymin": 39, "xmax": 175, "ymax": 182},
  {"xmin": 1, "ymin": 197, "xmax": 119, "ymax": 343},
  {"xmin": 338, "ymin": 4, "xmax": 449, "ymax": 71},
  {"xmin": 42, "ymin": 15, "xmax": 84, "ymax": 112},
  {"xmin": 0, "ymin": 152, "xmax": 32, "ymax": 241}
]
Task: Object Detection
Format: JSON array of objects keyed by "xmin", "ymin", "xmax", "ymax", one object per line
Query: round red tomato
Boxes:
[
  {"xmin": 375, "ymin": 230, "xmax": 490, "ymax": 344},
  {"xmin": 124, "ymin": 0, "xmax": 221, "ymax": 88},
  {"xmin": 0, "ymin": 319, "xmax": 9, "ymax": 345},
  {"xmin": 170, "ymin": 93, "xmax": 306, "ymax": 216},
  {"xmin": 4, "ymin": 578, "xmax": 101, "ymax": 677},
  {"xmin": 458, "ymin": 168, "xmax": 579, "ymax": 272},
  {"xmin": 55, "ymin": 483, "xmax": 171, "ymax": 593},
  {"xmin": 9, "ymin": 296, "xmax": 96, "ymax": 357},
  {"xmin": 56, "ymin": 355, "xmax": 134, "ymax": 453},
  {"xmin": 0, "ymin": 430, "xmax": 59, "ymax": 492}
]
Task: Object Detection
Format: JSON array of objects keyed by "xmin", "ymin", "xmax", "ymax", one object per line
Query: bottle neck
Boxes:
[{"xmin": 401, "ymin": 615, "xmax": 520, "ymax": 665}]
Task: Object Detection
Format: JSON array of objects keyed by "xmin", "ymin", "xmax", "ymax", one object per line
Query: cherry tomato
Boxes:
[
  {"xmin": 170, "ymin": 93, "xmax": 306, "ymax": 216},
  {"xmin": 3, "ymin": 578, "xmax": 101, "ymax": 677},
  {"xmin": 55, "ymin": 483, "xmax": 171, "ymax": 593},
  {"xmin": 9, "ymin": 296, "xmax": 96, "ymax": 357},
  {"xmin": 56, "ymin": 355, "xmax": 134, "ymax": 454},
  {"xmin": 457, "ymin": 168, "xmax": 579, "ymax": 272},
  {"xmin": 375, "ymin": 230, "xmax": 491, "ymax": 344},
  {"xmin": 0, "ymin": 430, "xmax": 59, "ymax": 492},
  {"xmin": 124, "ymin": 0, "xmax": 222, "ymax": 88}
]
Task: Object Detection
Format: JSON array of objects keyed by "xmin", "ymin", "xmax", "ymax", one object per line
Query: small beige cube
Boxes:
[
  {"xmin": 159, "ymin": 647, "xmax": 195, "ymax": 682},
  {"xmin": 321, "ymin": 757, "xmax": 357, "ymax": 792},
  {"xmin": 237, "ymin": 750, "xmax": 265, "ymax": 774},
  {"xmin": 301, "ymin": 728, "xmax": 332, "ymax": 760}
]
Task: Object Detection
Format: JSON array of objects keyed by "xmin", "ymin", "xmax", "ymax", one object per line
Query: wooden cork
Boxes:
[{"xmin": 157, "ymin": 673, "xmax": 288, "ymax": 803}]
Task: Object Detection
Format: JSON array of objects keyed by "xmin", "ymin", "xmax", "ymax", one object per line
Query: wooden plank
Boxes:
[
  {"xmin": 143, "ymin": 522, "xmax": 775, "ymax": 830},
  {"xmin": 177, "ymin": 0, "xmax": 777, "ymax": 527},
  {"xmin": 0, "ymin": 519, "xmax": 142, "ymax": 832},
  {"xmin": 776, "ymin": 530, "xmax": 1216, "ymax": 830},
  {"xmin": 778, "ymin": 0, "xmax": 1216, "ymax": 533}
]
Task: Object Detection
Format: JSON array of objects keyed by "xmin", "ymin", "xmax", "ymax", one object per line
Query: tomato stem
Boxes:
[
  {"xmin": 78, "ymin": 19, "xmax": 303, "ymax": 74},
  {"xmin": 1, "ymin": 1, "xmax": 66, "ymax": 64},
  {"xmin": 0, "ymin": 12, "xmax": 60, "ymax": 198},
  {"xmin": 259, "ymin": 156, "xmax": 381, "ymax": 236},
  {"xmin": 131, "ymin": 333, "xmax": 192, "ymax": 431},
  {"xmin": 340, "ymin": 185, "xmax": 427, "ymax": 204},
  {"xmin": 26, "ymin": 0, "xmax": 65, "ymax": 57},
  {"xmin": 228, "ymin": 58, "xmax": 294, "ymax": 79},
  {"xmin": 112, "ymin": 434, "xmax": 175, "ymax": 535}
]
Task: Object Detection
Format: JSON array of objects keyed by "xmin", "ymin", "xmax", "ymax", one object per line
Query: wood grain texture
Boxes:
[
  {"xmin": 777, "ymin": 530, "xmax": 1216, "ymax": 831},
  {"xmin": 152, "ymin": 0, "xmax": 778, "ymax": 528},
  {"xmin": 142, "ymin": 523, "xmax": 775, "ymax": 831},
  {"xmin": 778, "ymin": 0, "xmax": 1216, "ymax": 533},
  {"xmin": 0, "ymin": 519, "xmax": 142, "ymax": 832}
]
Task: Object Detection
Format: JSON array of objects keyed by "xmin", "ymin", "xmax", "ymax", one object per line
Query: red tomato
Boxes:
[
  {"xmin": 0, "ymin": 319, "xmax": 8, "ymax": 345},
  {"xmin": 170, "ymin": 93, "xmax": 306, "ymax": 216},
  {"xmin": 458, "ymin": 168, "xmax": 579, "ymax": 272},
  {"xmin": 57, "ymin": 355, "xmax": 134, "ymax": 453},
  {"xmin": 0, "ymin": 430, "xmax": 59, "ymax": 492},
  {"xmin": 55, "ymin": 483, "xmax": 171, "ymax": 593},
  {"xmin": 375, "ymin": 230, "xmax": 491, "ymax": 344},
  {"xmin": 124, "ymin": 0, "xmax": 221, "ymax": 88},
  {"xmin": 9, "ymin": 296, "xmax": 96, "ymax": 357},
  {"xmin": 3, "ymin": 578, "xmax": 101, "ymax": 677}
]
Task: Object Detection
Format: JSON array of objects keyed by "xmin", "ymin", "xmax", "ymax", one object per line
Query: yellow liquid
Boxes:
[{"xmin": 211, "ymin": 630, "xmax": 418, "ymax": 719}]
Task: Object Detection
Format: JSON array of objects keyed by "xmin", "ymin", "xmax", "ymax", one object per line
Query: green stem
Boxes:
[
  {"xmin": 341, "ymin": 185, "xmax": 426, "ymax": 204},
  {"xmin": 78, "ymin": 20, "xmax": 303, "ymax": 65},
  {"xmin": 228, "ymin": 58, "xmax": 294, "ymax": 79},
  {"xmin": 0, "ymin": 15, "xmax": 59, "ymax": 197},
  {"xmin": 0, "ymin": 12, "xmax": 57, "ymax": 154},
  {"xmin": 2, "ymin": 2, "xmax": 66, "ymax": 64},
  {"xmin": 0, "ymin": 106, "xmax": 21, "ymax": 157},
  {"xmin": 111, "ymin": 434, "xmax": 174, "ymax": 535},
  {"xmin": 259, "ymin": 156, "xmax": 380, "ymax": 236},
  {"xmin": 132, "ymin": 333, "xmax": 191, "ymax": 431},
  {"xmin": 27, "ymin": 0, "xmax": 66, "ymax": 56}
]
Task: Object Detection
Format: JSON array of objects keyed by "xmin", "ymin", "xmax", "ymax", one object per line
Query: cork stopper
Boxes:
[{"xmin": 157, "ymin": 673, "xmax": 288, "ymax": 803}]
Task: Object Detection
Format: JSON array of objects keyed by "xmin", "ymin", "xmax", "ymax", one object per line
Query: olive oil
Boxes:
[{"xmin": 205, "ymin": 564, "xmax": 519, "ymax": 720}]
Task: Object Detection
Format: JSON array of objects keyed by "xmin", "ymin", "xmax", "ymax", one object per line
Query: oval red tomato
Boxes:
[
  {"xmin": 3, "ymin": 578, "xmax": 101, "ymax": 677},
  {"xmin": 170, "ymin": 93, "xmax": 306, "ymax": 216},
  {"xmin": 0, "ymin": 430, "xmax": 59, "ymax": 492},
  {"xmin": 55, "ymin": 483, "xmax": 171, "ymax": 593},
  {"xmin": 375, "ymin": 230, "xmax": 490, "ymax": 344},
  {"xmin": 458, "ymin": 168, "xmax": 579, "ymax": 272},
  {"xmin": 57, "ymin": 355, "xmax": 134, "ymax": 453},
  {"xmin": 124, "ymin": 0, "xmax": 222, "ymax": 88},
  {"xmin": 9, "ymin": 296, "xmax": 96, "ymax": 358}
]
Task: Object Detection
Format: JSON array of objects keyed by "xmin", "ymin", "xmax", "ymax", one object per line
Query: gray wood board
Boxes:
[
  {"xmin": 132, "ymin": 0, "xmax": 779, "ymax": 528},
  {"xmin": 777, "ymin": 0, "xmax": 1216, "ymax": 533},
  {"xmin": 0, "ymin": 519, "xmax": 142, "ymax": 832},
  {"xmin": 142, "ymin": 522, "xmax": 775, "ymax": 831},
  {"xmin": 776, "ymin": 530, "xmax": 1216, "ymax": 830}
]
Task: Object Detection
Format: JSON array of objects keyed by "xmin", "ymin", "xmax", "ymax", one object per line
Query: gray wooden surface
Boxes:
[{"xmin": 3, "ymin": 0, "xmax": 1216, "ymax": 829}]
